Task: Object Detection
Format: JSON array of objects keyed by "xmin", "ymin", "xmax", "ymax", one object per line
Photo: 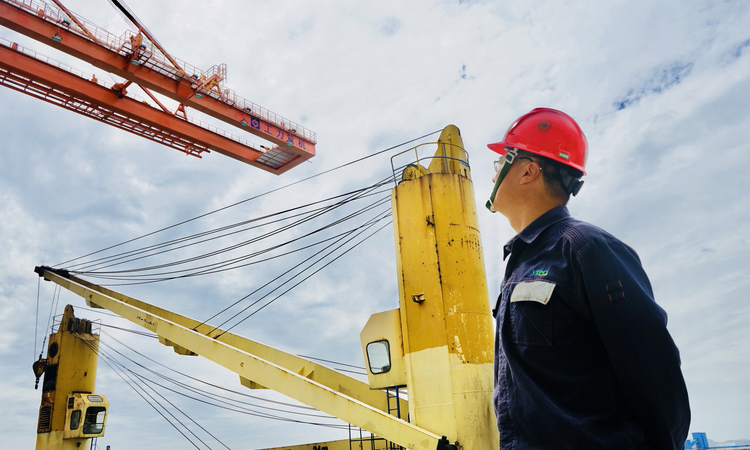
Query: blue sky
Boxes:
[{"xmin": 1, "ymin": 0, "xmax": 749, "ymax": 448}]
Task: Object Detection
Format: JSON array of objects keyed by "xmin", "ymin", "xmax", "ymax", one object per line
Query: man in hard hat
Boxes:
[{"xmin": 487, "ymin": 108, "xmax": 690, "ymax": 450}]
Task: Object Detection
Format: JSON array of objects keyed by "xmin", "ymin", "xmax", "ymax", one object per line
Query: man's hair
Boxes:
[{"xmin": 517, "ymin": 150, "xmax": 581, "ymax": 204}]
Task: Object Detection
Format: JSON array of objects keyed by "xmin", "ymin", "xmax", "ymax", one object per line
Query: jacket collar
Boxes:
[{"xmin": 503, "ymin": 205, "xmax": 570, "ymax": 260}]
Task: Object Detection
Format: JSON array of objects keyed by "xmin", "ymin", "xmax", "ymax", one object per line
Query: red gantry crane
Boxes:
[{"xmin": 0, "ymin": 0, "xmax": 316, "ymax": 174}]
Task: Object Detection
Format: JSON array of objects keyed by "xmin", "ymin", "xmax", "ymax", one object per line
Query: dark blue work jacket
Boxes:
[{"xmin": 493, "ymin": 206, "xmax": 690, "ymax": 450}]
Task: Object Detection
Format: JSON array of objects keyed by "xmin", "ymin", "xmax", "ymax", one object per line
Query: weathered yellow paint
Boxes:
[
  {"xmin": 391, "ymin": 125, "xmax": 497, "ymax": 450},
  {"xmin": 393, "ymin": 177, "xmax": 492, "ymax": 358},
  {"xmin": 36, "ymin": 305, "xmax": 106, "ymax": 450}
]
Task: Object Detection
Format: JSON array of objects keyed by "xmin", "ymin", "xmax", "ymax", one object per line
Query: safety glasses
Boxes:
[
  {"xmin": 493, "ymin": 152, "xmax": 535, "ymax": 173},
  {"xmin": 486, "ymin": 151, "xmax": 540, "ymax": 212},
  {"xmin": 486, "ymin": 151, "xmax": 517, "ymax": 212}
]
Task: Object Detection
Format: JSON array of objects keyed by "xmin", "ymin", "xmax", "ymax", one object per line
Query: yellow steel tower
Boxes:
[
  {"xmin": 34, "ymin": 305, "xmax": 109, "ymax": 450},
  {"xmin": 367, "ymin": 125, "xmax": 498, "ymax": 449}
]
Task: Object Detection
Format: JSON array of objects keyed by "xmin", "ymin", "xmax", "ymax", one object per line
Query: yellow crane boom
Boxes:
[{"xmin": 34, "ymin": 266, "xmax": 452, "ymax": 450}]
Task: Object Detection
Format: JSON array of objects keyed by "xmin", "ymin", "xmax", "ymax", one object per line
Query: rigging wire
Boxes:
[
  {"xmin": 53, "ymin": 201, "xmax": 392, "ymax": 362},
  {"xmin": 72, "ymin": 304, "xmax": 123, "ymax": 318},
  {"xmin": 299, "ymin": 355, "xmax": 367, "ymax": 376},
  {"xmin": 43, "ymin": 131, "xmax": 439, "ymax": 336},
  {"xmin": 210, "ymin": 212, "xmax": 392, "ymax": 335},
  {"xmin": 37, "ymin": 284, "xmax": 62, "ymax": 356},
  {"xmin": 60, "ymin": 177, "xmax": 393, "ymax": 331},
  {"xmin": 65, "ymin": 186, "xmax": 391, "ymax": 273},
  {"xmin": 71, "ymin": 183, "xmax": 392, "ymax": 282},
  {"xmin": 101, "ymin": 330, "xmax": 337, "ymax": 417},
  {"xmin": 87, "ymin": 330, "xmax": 351, "ymax": 429},
  {"xmin": 100, "ymin": 322, "xmax": 158, "ymax": 338},
  {"xmin": 193, "ymin": 205, "xmax": 391, "ymax": 329},
  {"xmin": 74, "ymin": 225, "xmax": 368, "ymax": 284},
  {"xmin": 65, "ymin": 188, "xmax": 388, "ymax": 274},
  {"xmin": 46, "ymin": 285, "xmax": 61, "ymax": 335},
  {"xmin": 93, "ymin": 344, "xmax": 213, "ymax": 450},
  {"xmin": 79, "ymin": 333, "xmax": 342, "ymax": 450},
  {"xmin": 299, "ymin": 354, "xmax": 364, "ymax": 371},
  {"xmin": 129, "ymin": 369, "xmax": 349, "ymax": 428},
  {"xmin": 35, "ymin": 276, "xmax": 41, "ymax": 358},
  {"xmin": 55, "ymin": 129, "xmax": 440, "ymax": 268},
  {"xmin": 128, "ymin": 368, "xmax": 235, "ymax": 450},
  {"xmin": 69, "ymin": 195, "xmax": 391, "ymax": 286}
]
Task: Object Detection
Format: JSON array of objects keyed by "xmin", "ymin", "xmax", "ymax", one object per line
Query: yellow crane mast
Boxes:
[{"xmin": 33, "ymin": 125, "xmax": 497, "ymax": 450}]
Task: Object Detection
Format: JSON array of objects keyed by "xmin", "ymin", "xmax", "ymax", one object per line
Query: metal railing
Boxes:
[
  {"xmin": 389, "ymin": 141, "xmax": 470, "ymax": 185},
  {"xmin": 51, "ymin": 313, "xmax": 102, "ymax": 336}
]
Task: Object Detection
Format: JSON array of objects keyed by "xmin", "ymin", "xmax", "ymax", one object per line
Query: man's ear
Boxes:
[{"xmin": 518, "ymin": 161, "xmax": 542, "ymax": 184}]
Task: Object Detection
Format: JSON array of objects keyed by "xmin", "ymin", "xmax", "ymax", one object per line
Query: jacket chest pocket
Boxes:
[{"xmin": 509, "ymin": 281, "xmax": 556, "ymax": 346}]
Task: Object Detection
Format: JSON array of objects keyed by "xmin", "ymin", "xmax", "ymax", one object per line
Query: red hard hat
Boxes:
[{"xmin": 488, "ymin": 108, "xmax": 587, "ymax": 174}]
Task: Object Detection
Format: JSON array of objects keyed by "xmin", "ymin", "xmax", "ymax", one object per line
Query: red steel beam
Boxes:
[
  {"xmin": 0, "ymin": 0, "xmax": 315, "ymax": 173},
  {"xmin": 0, "ymin": 41, "xmax": 301, "ymax": 173}
]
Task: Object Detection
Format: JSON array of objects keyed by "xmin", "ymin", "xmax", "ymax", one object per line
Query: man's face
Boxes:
[
  {"xmin": 490, "ymin": 152, "xmax": 534, "ymax": 215},
  {"xmin": 491, "ymin": 160, "xmax": 515, "ymax": 215}
]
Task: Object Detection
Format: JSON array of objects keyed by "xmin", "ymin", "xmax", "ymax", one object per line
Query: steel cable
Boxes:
[{"xmin": 56, "ymin": 129, "xmax": 439, "ymax": 269}]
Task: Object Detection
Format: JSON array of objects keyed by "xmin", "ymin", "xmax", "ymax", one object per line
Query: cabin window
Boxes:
[
  {"xmin": 83, "ymin": 406, "xmax": 107, "ymax": 434},
  {"xmin": 366, "ymin": 340, "xmax": 391, "ymax": 374},
  {"xmin": 69, "ymin": 410, "xmax": 81, "ymax": 430}
]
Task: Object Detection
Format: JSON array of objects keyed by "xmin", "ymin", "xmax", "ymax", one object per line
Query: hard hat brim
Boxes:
[{"xmin": 487, "ymin": 142, "xmax": 509, "ymax": 154}]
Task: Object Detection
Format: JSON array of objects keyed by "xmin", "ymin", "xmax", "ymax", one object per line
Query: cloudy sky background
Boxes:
[{"xmin": 1, "ymin": 0, "xmax": 749, "ymax": 448}]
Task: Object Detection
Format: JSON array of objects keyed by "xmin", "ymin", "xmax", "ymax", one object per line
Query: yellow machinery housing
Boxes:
[{"xmin": 35, "ymin": 305, "xmax": 109, "ymax": 450}]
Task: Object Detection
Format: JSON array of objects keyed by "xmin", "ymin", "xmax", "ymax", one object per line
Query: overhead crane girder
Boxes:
[
  {"xmin": 0, "ymin": 0, "xmax": 315, "ymax": 173},
  {"xmin": 0, "ymin": 40, "xmax": 271, "ymax": 165}
]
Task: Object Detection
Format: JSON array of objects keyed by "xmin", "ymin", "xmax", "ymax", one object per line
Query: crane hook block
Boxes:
[{"xmin": 32, "ymin": 357, "xmax": 47, "ymax": 390}]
